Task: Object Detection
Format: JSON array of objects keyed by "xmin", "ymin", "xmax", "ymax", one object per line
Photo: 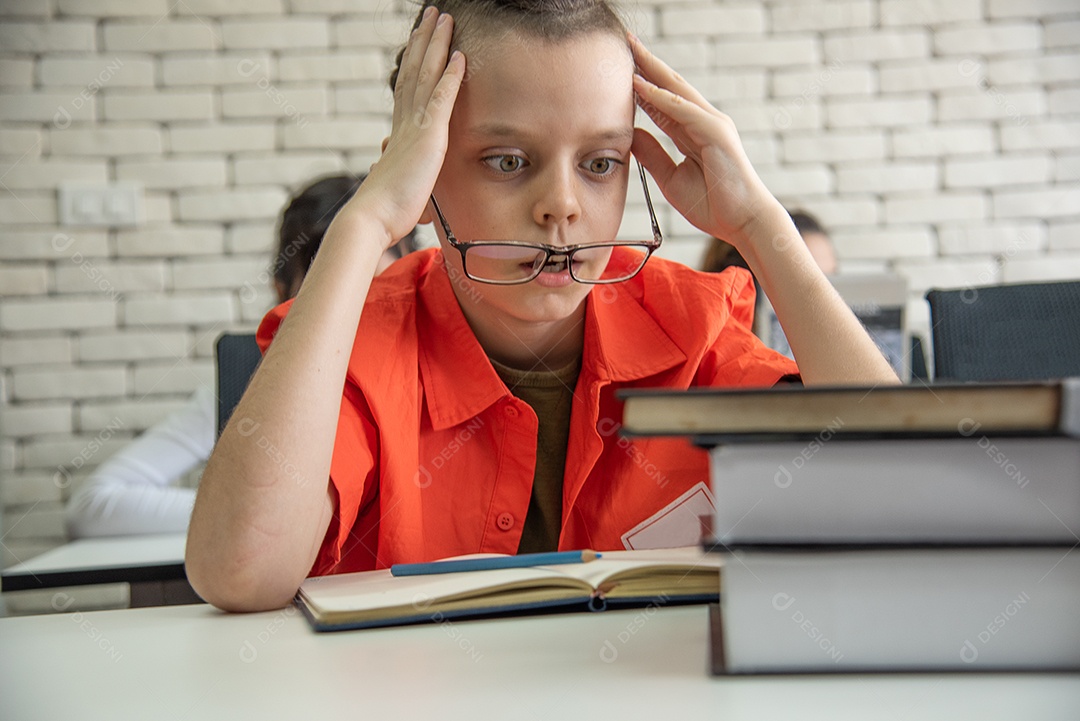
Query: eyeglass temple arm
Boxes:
[
  {"xmin": 637, "ymin": 161, "xmax": 663, "ymax": 245},
  {"xmin": 428, "ymin": 194, "xmax": 456, "ymax": 244}
]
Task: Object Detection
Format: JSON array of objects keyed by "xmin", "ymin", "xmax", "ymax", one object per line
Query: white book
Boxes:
[{"xmin": 712, "ymin": 547, "xmax": 1080, "ymax": 674}]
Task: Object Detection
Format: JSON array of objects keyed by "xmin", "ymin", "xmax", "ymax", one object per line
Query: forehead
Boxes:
[{"xmin": 452, "ymin": 31, "xmax": 635, "ymax": 144}]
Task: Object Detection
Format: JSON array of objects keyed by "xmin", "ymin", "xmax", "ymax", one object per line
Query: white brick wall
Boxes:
[{"xmin": 1, "ymin": 0, "xmax": 1078, "ymax": 569}]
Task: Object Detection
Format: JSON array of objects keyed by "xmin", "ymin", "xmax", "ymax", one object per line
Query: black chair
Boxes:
[
  {"xmin": 215, "ymin": 333, "xmax": 263, "ymax": 437},
  {"xmin": 925, "ymin": 280, "xmax": 1080, "ymax": 382}
]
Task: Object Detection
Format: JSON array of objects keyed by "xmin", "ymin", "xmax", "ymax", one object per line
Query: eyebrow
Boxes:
[{"xmin": 465, "ymin": 123, "xmax": 634, "ymax": 145}]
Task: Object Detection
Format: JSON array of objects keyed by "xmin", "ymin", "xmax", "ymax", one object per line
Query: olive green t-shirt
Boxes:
[{"xmin": 490, "ymin": 357, "xmax": 581, "ymax": 554}]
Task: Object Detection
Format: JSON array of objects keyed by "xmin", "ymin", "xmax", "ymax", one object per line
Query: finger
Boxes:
[
  {"xmin": 634, "ymin": 80, "xmax": 700, "ymax": 161},
  {"xmin": 417, "ymin": 50, "xmax": 466, "ymax": 132},
  {"xmin": 628, "ymin": 33, "xmax": 712, "ymax": 112},
  {"xmin": 631, "ymin": 128, "xmax": 678, "ymax": 191},
  {"xmin": 393, "ymin": 6, "xmax": 439, "ymax": 127},
  {"xmin": 633, "ymin": 73, "xmax": 715, "ymax": 148},
  {"xmin": 414, "ymin": 12, "xmax": 455, "ymax": 109}
]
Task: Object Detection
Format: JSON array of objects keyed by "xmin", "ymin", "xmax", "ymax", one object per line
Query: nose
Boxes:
[{"xmin": 532, "ymin": 162, "xmax": 581, "ymax": 235}]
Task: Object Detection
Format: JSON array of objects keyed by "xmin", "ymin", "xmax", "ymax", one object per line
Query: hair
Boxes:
[
  {"xmin": 788, "ymin": 209, "xmax": 826, "ymax": 237},
  {"xmin": 389, "ymin": 0, "xmax": 628, "ymax": 91},
  {"xmin": 700, "ymin": 209, "xmax": 830, "ymax": 275},
  {"xmin": 274, "ymin": 174, "xmax": 418, "ymax": 298}
]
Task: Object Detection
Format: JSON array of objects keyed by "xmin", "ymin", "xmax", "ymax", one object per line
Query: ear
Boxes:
[
  {"xmin": 418, "ymin": 199, "xmax": 433, "ymax": 226},
  {"xmin": 380, "ymin": 136, "xmax": 390, "ymax": 153}
]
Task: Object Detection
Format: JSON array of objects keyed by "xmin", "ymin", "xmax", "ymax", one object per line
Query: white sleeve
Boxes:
[{"xmin": 65, "ymin": 385, "xmax": 217, "ymax": 538}]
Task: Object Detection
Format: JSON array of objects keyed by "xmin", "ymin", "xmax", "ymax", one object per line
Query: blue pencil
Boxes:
[{"xmin": 390, "ymin": 549, "xmax": 602, "ymax": 577}]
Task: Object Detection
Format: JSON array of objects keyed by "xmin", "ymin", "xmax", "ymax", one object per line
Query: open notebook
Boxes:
[{"xmin": 296, "ymin": 547, "xmax": 722, "ymax": 632}]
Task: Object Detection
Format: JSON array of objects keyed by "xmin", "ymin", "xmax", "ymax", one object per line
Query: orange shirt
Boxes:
[{"xmin": 257, "ymin": 248, "xmax": 798, "ymax": 576}]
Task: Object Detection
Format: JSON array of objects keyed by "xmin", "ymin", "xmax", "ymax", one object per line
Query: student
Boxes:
[
  {"xmin": 186, "ymin": 0, "xmax": 897, "ymax": 612},
  {"xmin": 64, "ymin": 174, "xmax": 414, "ymax": 538}
]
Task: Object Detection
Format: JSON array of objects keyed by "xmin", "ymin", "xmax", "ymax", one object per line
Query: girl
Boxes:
[{"xmin": 187, "ymin": 0, "xmax": 896, "ymax": 612}]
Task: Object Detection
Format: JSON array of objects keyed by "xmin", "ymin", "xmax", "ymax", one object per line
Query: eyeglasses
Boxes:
[{"xmin": 429, "ymin": 162, "xmax": 663, "ymax": 285}]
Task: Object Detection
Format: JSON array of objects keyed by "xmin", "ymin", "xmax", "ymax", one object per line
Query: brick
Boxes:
[
  {"xmin": 884, "ymin": 194, "xmax": 987, "ymax": 224},
  {"xmin": 0, "ymin": 90, "xmax": 97, "ymax": 124},
  {"xmin": 177, "ymin": 188, "xmax": 288, "ymax": 222},
  {"xmin": 1, "ymin": 439, "xmax": 14, "ymax": 471},
  {"xmin": 739, "ymin": 134, "xmax": 779, "ymax": 166},
  {"xmin": 222, "ymin": 18, "xmax": 330, "ymax": 50},
  {"xmin": 830, "ymin": 226, "xmax": 935, "ymax": 259},
  {"xmin": 13, "ymin": 366, "xmax": 126, "ymax": 401},
  {"xmin": 879, "ymin": 59, "xmax": 988, "ymax": 93},
  {"xmin": 22, "ymin": 431, "xmax": 134, "ymax": 470},
  {"xmin": 771, "ymin": 1, "xmax": 873, "ymax": 32},
  {"xmin": 944, "ymin": 156, "xmax": 1053, "ymax": 189},
  {"xmin": 1045, "ymin": 20, "xmax": 1080, "ymax": 49},
  {"xmin": 3, "ymin": 473, "xmax": 63, "ymax": 505},
  {"xmin": 123, "ymin": 294, "xmax": 236, "ymax": 326},
  {"xmin": 161, "ymin": 54, "xmax": 273, "ymax": 86},
  {"xmin": 103, "ymin": 20, "xmax": 220, "ymax": 52},
  {"xmin": 879, "ymin": 0, "xmax": 982, "ymax": 26},
  {"xmin": 2, "ymin": 507, "xmax": 66, "ymax": 541},
  {"xmin": 0, "ymin": 266, "xmax": 49, "ymax": 295},
  {"xmin": 116, "ymin": 158, "xmax": 228, "ymax": 190},
  {"xmin": 894, "ymin": 258, "xmax": 1001, "ymax": 295},
  {"xmin": 334, "ymin": 15, "xmax": 409, "ymax": 49},
  {"xmin": 0, "ymin": 336, "xmax": 72, "ymax": 366},
  {"xmin": 0, "ymin": 58, "xmax": 34, "ymax": 87},
  {"xmin": 1000, "ymin": 121, "xmax": 1080, "ymax": 152},
  {"xmin": 334, "ymin": 84, "xmax": 393, "ymax": 114},
  {"xmin": 104, "ymin": 90, "xmax": 214, "ymax": 122},
  {"xmin": 176, "ymin": 0, "xmax": 284, "ymax": 14},
  {"xmin": 772, "ymin": 65, "xmax": 874, "ymax": 98},
  {"xmin": 142, "ymin": 193, "xmax": 173, "ymax": 224},
  {"xmin": 0, "ymin": 230, "xmax": 108, "ymax": 261},
  {"xmin": 783, "ymin": 131, "xmax": 886, "ymax": 163},
  {"xmin": 938, "ymin": 222, "xmax": 1046, "ymax": 256},
  {"xmin": 0, "ymin": 128, "xmax": 43, "ymax": 156},
  {"xmin": 169, "ymin": 124, "xmax": 277, "ymax": 154},
  {"xmin": 724, "ymin": 99, "xmax": 822, "ymax": 132},
  {"xmin": 937, "ymin": 88, "xmax": 1046, "ymax": 123},
  {"xmin": 934, "ymin": 23, "xmax": 1041, "ymax": 56},
  {"xmin": 795, "ymin": 197, "xmax": 880, "ymax": 227},
  {"xmin": 56, "ymin": 0, "xmax": 169, "ymax": 16},
  {"xmin": 1002, "ymin": 255, "xmax": 1080, "ymax": 284},
  {"xmin": 0, "ymin": 297, "xmax": 116, "ymax": 333},
  {"xmin": 277, "ymin": 51, "xmax": 383, "ymax": 82},
  {"xmin": 1048, "ymin": 221, "xmax": 1080, "ymax": 251},
  {"xmin": 681, "ymin": 70, "xmax": 767, "ymax": 103},
  {"xmin": 635, "ymin": 39, "xmax": 710, "ymax": 72},
  {"xmin": 756, "ymin": 165, "xmax": 833, "ymax": 196},
  {"xmin": 39, "ymin": 55, "xmax": 155, "ymax": 88},
  {"xmin": 0, "ymin": 22, "xmax": 96, "ymax": 52},
  {"xmin": 290, "ymin": 0, "xmax": 364, "ymax": 10},
  {"xmin": 227, "ymin": 222, "xmax": 277, "ymax": 254},
  {"xmin": 79, "ymin": 398, "xmax": 191, "ymax": 434},
  {"xmin": 994, "ymin": 187, "xmax": 1080, "ymax": 219},
  {"xmin": 713, "ymin": 37, "xmax": 818, "ymax": 67},
  {"xmin": 79, "ymin": 329, "xmax": 190, "ymax": 362},
  {"xmin": 133, "ymin": 360, "xmax": 214, "ymax": 396},
  {"xmin": 171, "ymin": 256, "xmax": 269, "ymax": 291},
  {"xmin": 987, "ymin": 53, "xmax": 1080, "ymax": 86},
  {"xmin": 281, "ymin": 117, "xmax": 388, "ymax": 150},
  {"xmin": 232, "ymin": 153, "xmax": 345, "ymax": 186},
  {"xmin": 116, "ymin": 226, "xmax": 225, "ymax": 257},
  {"xmin": 240, "ymin": 288, "xmax": 278, "ymax": 323},
  {"xmin": 824, "ymin": 30, "xmax": 930, "ymax": 64},
  {"xmin": 988, "ymin": 0, "xmax": 1077, "ymax": 18},
  {"xmin": 1050, "ymin": 88, "xmax": 1080, "ymax": 116},
  {"xmin": 0, "ymin": 159, "xmax": 108, "ymax": 190},
  {"xmin": 50, "ymin": 126, "xmax": 163, "ymax": 156},
  {"xmin": 836, "ymin": 162, "xmax": 938, "ymax": 194},
  {"xmin": 892, "ymin": 125, "xmax": 996, "ymax": 157},
  {"xmin": 0, "ymin": 0, "xmax": 51, "ymax": 17},
  {"xmin": 661, "ymin": 5, "xmax": 766, "ymax": 36},
  {"xmin": 220, "ymin": 86, "xmax": 328, "ymax": 121},
  {"xmin": 54, "ymin": 260, "xmax": 166, "ymax": 295},
  {"xmin": 1056, "ymin": 153, "xmax": 1080, "ymax": 182},
  {"xmin": 1, "ymin": 404, "xmax": 73, "ymax": 438},
  {"xmin": 0, "ymin": 195, "xmax": 56, "ymax": 224},
  {"xmin": 826, "ymin": 97, "xmax": 932, "ymax": 128}
]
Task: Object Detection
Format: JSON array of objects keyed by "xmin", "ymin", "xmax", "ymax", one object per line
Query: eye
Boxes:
[
  {"xmin": 483, "ymin": 155, "xmax": 526, "ymax": 174},
  {"xmin": 585, "ymin": 157, "xmax": 620, "ymax": 176}
]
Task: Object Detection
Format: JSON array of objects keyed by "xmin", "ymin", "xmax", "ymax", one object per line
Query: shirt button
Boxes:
[
  {"xmin": 504, "ymin": 405, "xmax": 518, "ymax": 417},
  {"xmin": 496, "ymin": 513, "xmax": 514, "ymax": 530}
]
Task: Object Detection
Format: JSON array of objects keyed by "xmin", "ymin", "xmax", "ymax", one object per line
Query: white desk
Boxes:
[
  {"xmin": 1, "ymin": 534, "xmax": 194, "ymax": 606},
  {"xmin": 0, "ymin": 603, "xmax": 1076, "ymax": 720}
]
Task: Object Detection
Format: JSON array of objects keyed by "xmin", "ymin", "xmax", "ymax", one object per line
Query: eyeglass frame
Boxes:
[{"xmin": 428, "ymin": 161, "xmax": 663, "ymax": 285}]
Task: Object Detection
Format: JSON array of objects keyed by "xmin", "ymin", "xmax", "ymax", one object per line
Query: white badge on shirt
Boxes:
[{"xmin": 620, "ymin": 481, "xmax": 716, "ymax": 550}]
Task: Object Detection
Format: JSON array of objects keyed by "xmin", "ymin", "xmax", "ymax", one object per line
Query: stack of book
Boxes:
[{"xmin": 620, "ymin": 380, "xmax": 1080, "ymax": 674}]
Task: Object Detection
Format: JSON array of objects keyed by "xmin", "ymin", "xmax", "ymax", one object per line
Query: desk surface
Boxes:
[
  {"xmin": 1, "ymin": 534, "xmax": 186, "ymax": 591},
  {"xmin": 0, "ymin": 603, "xmax": 1077, "ymax": 720}
]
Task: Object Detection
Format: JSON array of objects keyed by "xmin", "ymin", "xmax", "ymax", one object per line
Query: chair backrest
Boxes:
[
  {"xmin": 925, "ymin": 280, "xmax": 1080, "ymax": 382},
  {"xmin": 215, "ymin": 333, "xmax": 263, "ymax": 438}
]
